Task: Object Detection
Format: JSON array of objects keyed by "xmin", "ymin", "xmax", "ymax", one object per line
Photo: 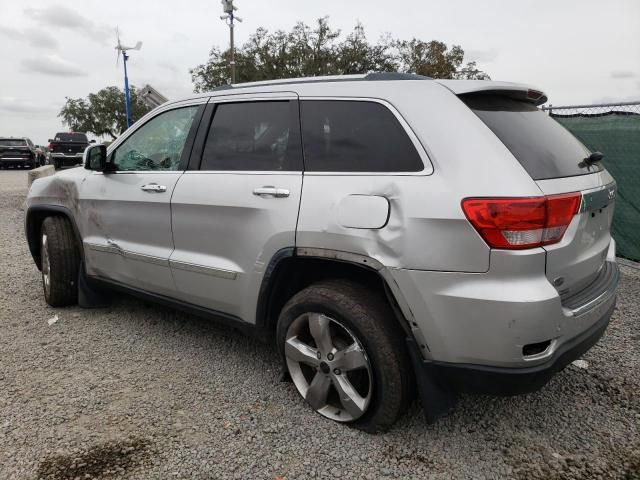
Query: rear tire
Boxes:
[
  {"xmin": 277, "ymin": 279, "xmax": 412, "ymax": 433},
  {"xmin": 41, "ymin": 216, "xmax": 80, "ymax": 306}
]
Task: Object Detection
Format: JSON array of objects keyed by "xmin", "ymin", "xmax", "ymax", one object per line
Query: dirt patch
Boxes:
[
  {"xmin": 508, "ymin": 443, "xmax": 640, "ymax": 480},
  {"xmin": 36, "ymin": 437, "xmax": 153, "ymax": 480}
]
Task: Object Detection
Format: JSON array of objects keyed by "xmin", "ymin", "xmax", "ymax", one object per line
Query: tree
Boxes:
[
  {"xmin": 190, "ymin": 18, "xmax": 489, "ymax": 92},
  {"xmin": 58, "ymin": 86, "xmax": 151, "ymax": 139}
]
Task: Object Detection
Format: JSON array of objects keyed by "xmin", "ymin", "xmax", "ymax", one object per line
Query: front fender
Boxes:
[{"xmin": 25, "ymin": 169, "xmax": 87, "ymax": 269}]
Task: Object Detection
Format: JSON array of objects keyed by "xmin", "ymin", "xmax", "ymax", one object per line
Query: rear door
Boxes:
[
  {"xmin": 462, "ymin": 94, "xmax": 616, "ymax": 296},
  {"xmin": 169, "ymin": 93, "xmax": 303, "ymax": 322}
]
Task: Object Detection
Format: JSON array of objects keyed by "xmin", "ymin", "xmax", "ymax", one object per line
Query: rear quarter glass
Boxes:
[{"xmin": 460, "ymin": 94, "xmax": 602, "ymax": 180}]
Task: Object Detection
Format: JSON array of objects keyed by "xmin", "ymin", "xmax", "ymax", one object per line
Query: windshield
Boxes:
[
  {"xmin": 54, "ymin": 133, "xmax": 88, "ymax": 143},
  {"xmin": 0, "ymin": 139, "xmax": 28, "ymax": 147},
  {"xmin": 461, "ymin": 94, "xmax": 602, "ymax": 180}
]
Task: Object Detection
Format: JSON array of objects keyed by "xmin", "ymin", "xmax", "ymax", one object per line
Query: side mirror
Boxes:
[
  {"xmin": 89, "ymin": 139, "xmax": 96, "ymax": 144},
  {"xmin": 47, "ymin": 139, "xmax": 53, "ymax": 143},
  {"xmin": 83, "ymin": 144, "xmax": 108, "ymax": 171}
]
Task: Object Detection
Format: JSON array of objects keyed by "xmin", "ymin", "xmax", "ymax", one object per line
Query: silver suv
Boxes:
[{"xmin": 25, "ymin": 73, "xmax": 619, "ymax": 432}]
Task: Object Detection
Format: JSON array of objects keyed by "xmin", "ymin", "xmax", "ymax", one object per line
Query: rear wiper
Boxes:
[{"xmin": 579, "ymin": 151, "xmax": 604, "ymax": 168}]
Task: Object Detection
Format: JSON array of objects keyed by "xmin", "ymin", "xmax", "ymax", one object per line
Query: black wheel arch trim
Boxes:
[
  {"xmin": 255, "ymin": 246, "xmax": 415, "ymax": 338},
  {"xmin": 25, "ymin": 205, "xmax": 84, "ymax": 270}
]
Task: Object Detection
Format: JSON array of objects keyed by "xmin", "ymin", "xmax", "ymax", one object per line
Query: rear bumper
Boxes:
[
  {"xmin": 424, "ymin": 298, "xmax": 614, "ymax": 395},
  {"xmin": 389, "ymin": 240, "xmax": 618, "ymax": 368},
  {"xmin": 50, "ymin": 153, "xmax": 83, "ymax": 167},
  {"xmin": 0, "ymin": 158, "xmax": 35, "ymax": 166}
]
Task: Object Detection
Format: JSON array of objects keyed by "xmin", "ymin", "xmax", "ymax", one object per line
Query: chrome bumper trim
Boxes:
[
  {"xmin": 567, "ymin": 261, "xmax": 619, "ymax": 317},
  {"xmin": 169, "ymin": 259, "xmax": 238, "ymax": 280}
]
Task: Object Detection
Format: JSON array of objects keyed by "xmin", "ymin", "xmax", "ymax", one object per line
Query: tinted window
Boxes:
[
  {"xmin": 201, "ymin": 101, "xmax": 301, "ymax": 171},
  {"xmin": 300, "ymin": 100, "xmax": 423, "ymax": 172},
  {"xmin": 54, "ymin": 133, "xmax": 88, "ymax": 143},
  {"xmin": 112, "ymin": 106, "xmax": 199, "ymax": 171},
  {"xmin": 461, "ymin": 94, "xmax": 601, "ymax": 180},
  {"xmin": 0, "ymin": 139, "xmax": 27, "ymax": 146}
]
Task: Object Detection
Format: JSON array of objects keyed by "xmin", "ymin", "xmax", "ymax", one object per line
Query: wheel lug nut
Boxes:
[
  {"xmin": 316, "ymin": 351, "xmax": 322, "ymax": 359},
  {"xmin": 333, "ymin": 368, "xmax": 341, "ymax": 375},
  {"xmin": 327, "ymin": 353, "xmax": 334, "ymax": 361}
]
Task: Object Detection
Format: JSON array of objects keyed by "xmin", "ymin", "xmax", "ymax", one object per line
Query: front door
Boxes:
[
  {"xmin": 169, "ymin": 94, "xmax": 303, "ymax": 322},
  {"xmin": 79, "ymin": 103, "xmax": 203, "ymax": 296}
]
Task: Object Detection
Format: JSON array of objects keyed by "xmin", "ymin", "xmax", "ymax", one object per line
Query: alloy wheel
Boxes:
[{"xmin": 284, "ymin": 312, "xmax": 373, "ymax": 422}]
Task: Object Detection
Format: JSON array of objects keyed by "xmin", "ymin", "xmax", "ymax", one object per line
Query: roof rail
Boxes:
[
  {"xmin": 363, "ymin": 72, "xmax": 432, "ymax": 81},
  {"xmin": 210, "ymin": 72, "xmax": 432, "ymax": 91}
]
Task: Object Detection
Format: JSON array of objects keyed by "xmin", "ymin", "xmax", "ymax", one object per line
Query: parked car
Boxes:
[
  {"xmin": 24, "ymin": 74, "xmax": 619, "ymax": 432},
  {"xmin": 0, "ymin": 137, "xmax": 38, "ymax": 169},
  {"xmin": 48, "ymin": 132, "xmax": 90, "ymax": 169}
]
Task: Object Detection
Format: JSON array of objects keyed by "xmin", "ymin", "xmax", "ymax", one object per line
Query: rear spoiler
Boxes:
[{"xmin": 435, "ymin": 80, "xmax": 548, "ymax": 106}]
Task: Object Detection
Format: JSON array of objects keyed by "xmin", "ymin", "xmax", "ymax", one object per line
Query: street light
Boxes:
[{"xmin": 219, "ymin": 0, "xmax": 242, "ymax": 84}]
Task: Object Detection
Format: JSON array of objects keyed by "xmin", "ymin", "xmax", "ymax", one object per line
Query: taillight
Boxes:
[
  {"xmin": 48, "ymin": 143, "xmax": 54, "ymax": 151},
  {"xmin": 461, "ymin": 193, "xmax": 582, "ymax": 250}
]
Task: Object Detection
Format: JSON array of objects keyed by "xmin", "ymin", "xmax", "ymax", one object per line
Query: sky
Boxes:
[{"xmin": 0, "ymin": 0, "xmax": 638, "ymax": 145}]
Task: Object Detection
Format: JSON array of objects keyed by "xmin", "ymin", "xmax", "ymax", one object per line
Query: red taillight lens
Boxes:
[
  {"xmin": 48, "ymin": 143, "xmax": 53, "ymax": 150},
  {"xmin": 461, "ymin": 193, "xmax": 582, "ymax": 250}
]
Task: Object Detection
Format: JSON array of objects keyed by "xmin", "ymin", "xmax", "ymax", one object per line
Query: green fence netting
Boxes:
[{"xmin": 549, "ymin": 107, "xmax": 640, "ymax": 261}]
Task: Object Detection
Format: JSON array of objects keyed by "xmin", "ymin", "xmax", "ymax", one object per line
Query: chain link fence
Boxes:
[{"xmin": 542, "ymin": 101, "xmax": 640, "ymax": 262}]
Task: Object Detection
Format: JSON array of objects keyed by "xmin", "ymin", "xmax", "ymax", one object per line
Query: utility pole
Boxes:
[
  {"xmin": 114, "ymin": 29, "xmax": 142, "ymax": 129},
  {"xmin": 220, "ymin": 0, "xmax": 242, "ymax": 84}
]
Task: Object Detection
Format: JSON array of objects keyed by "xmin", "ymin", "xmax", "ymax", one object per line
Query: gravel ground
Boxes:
[{"xmin": 1, "ymin": 169, "xmax": 638, "ymax": 479}]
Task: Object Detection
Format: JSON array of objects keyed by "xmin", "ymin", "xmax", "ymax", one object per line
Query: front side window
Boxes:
[
  {"xmin": 300, "ymin": 100, "xmax": 423, "ymax": 172},
  {"xmin": 112, "ymin": 106, "xmax": 199, "ymax": 171},
  {"xmin": 201, "ymin": 101, "xmax": 302, "ymax": 171}
]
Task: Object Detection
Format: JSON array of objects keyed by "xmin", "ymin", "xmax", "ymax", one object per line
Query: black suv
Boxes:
[{"xmin": 0, "ymin": 138, "xmax": 38, "ymax": 169}]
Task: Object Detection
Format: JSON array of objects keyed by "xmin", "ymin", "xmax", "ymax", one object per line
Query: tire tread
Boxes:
[{"xmin": 41, "ymin": 216, "xmax": 79, "ymax": 307}]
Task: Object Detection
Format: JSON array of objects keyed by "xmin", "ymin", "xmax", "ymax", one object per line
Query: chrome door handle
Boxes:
[
  {"xmin": 253, "ymin": 186, "xmax": 290, "ymax": 198},
  {"xmin": 141, "ymin": 183, "xmax": 167, "ymax": 193}
]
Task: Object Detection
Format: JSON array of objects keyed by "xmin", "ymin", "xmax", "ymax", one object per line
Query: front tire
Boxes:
[
  {"xmin": 277, "ymin": 279, "xmax": 412, "ymax": 433},
  {"xmin": 41, "ymin": 216, "xmax": 80, "ymax": 306}
]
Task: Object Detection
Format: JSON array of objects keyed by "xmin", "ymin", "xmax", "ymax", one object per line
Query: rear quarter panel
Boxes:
[{"xmin": 296, "ymin": 82, "xmax": 544, "ymax": 272}]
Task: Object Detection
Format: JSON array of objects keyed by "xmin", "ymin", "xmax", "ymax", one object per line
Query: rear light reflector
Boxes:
[{"xmin": 461, "ymin": 193, "xmax": 582, "ymax": 249}]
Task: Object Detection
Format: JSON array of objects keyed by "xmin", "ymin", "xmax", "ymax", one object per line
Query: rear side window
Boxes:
[
  {"xmin": 201, "ymin": 101, "xmax": 302, "ymax": 171},
  {"xmin": 54, "ymin": 133, "xmax": 88, "ymax": 143},
  {"xmin": 461, "ymin": 94, "xmax": 601, "ymax": 180},
  {"xmin": 300, "ymin": 100, "xmax": 423, "ymax": 172}
]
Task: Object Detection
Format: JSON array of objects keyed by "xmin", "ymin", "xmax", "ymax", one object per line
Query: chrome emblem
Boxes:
[{"xmin": 607, "ymin": 188, "xmax": 615, "ymax": 201}]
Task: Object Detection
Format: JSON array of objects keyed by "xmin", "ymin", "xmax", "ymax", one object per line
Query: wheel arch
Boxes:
[
  {"xmin": 25, "ymin": 205, "xmax": 83, "ymax": 270},
  {"xmin": 255, "ymin": 248, "xmax": 414, "ymax": 340}
]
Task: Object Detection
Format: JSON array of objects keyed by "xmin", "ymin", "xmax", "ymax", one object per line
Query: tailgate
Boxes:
[
  {"xmin": 0, "ymin": 146, "xmax": 32, "ymax": 159},
  {"xmin": 51, "ymin": 142, "xmax": 86, "ymax": 154},
  {"xmin": 537, "ymin": 172, "xmax": 616, "ymax": 297}
]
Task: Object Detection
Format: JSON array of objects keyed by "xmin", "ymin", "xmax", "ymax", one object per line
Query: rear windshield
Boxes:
[
  {"xmin": 0, "ymin": 139, "xmax": 27, "ymax": 146},
  {"xmin": 54, "ymin": 133, "xmax": 88, "ymax": 142},
  {"xmin": 461, "ymin": 94, "xmax": 601, "ymax": 180}
]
